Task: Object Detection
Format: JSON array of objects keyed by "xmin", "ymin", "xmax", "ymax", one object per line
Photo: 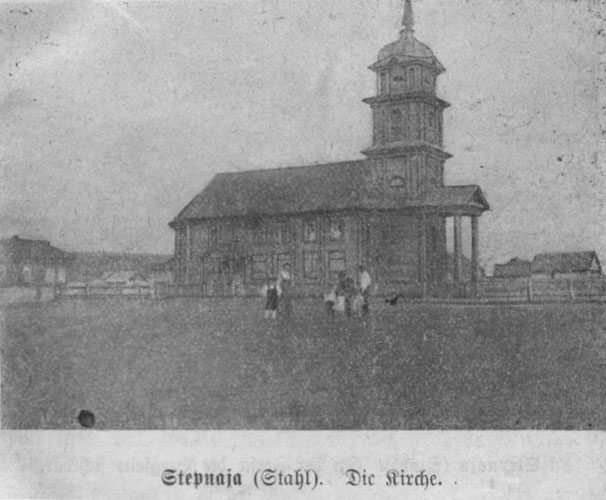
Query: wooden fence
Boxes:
[
  {"xmin": 58, "ymin": 283, "xmax": 152, "ymax": 299},
  {"xmin": 156, "ymin": 277, "xmax": 606, "ymax": 304}
]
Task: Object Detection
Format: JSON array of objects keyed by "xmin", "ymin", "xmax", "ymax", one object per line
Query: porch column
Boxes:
[
  {"xmin": 471, "ymin": 215, "xmax": 480, "ymax": 283},
  {"xmin": 185, "ymin": 223, "xmax": 192, "ymax": 283},
  {"xmin": 453, "ymin": 215, "xmax": 463, "ymax": 283}
]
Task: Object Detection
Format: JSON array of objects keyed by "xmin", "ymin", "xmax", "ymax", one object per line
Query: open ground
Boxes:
[{"xmin": 2, "ymin": 298, "xmax": 605, "ymax": 429}]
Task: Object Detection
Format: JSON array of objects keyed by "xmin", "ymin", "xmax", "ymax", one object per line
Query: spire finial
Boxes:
[{"xmin": 401, "ymin": 0, "xmax": 414, "ymax": 36}]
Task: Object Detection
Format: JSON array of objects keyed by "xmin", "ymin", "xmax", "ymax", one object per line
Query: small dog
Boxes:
[{"xmin": 385, "ymin": 293, "xmax": 403, "ymax": 306}]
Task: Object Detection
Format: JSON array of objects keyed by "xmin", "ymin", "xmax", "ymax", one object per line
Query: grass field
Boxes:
[{"xmin": 2, "ymin": 297, "xmax": 606, "ymax": 429}]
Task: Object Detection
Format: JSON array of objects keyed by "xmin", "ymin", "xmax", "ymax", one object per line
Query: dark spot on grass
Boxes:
[{"xmin": 77, "ymin": 410, "xmax": 95, "ymax": 428}]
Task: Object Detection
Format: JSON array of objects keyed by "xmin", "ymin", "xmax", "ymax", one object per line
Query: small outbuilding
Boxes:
[
  {"xmin": 101, "ymin": 271, "xmax": 149, "ymax": 286},
  {"xmin": 531, "ymin": 251, "xmax": 602, "ymax": 280},
  {"xmin": 0, "ymin": 235, "xmax": 74, "ymax": 287}
]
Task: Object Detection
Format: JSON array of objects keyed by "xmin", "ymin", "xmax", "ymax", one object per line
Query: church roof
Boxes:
[
  {"xmin": 170, "ymin": 160, "xmax": 489, "ymax": 225},
  {"xmin": 371, "ymin": 0, "xmax": 445, "ymax": 73},
  {"xmin": 377, "ymin": 37, "xmax": 439, "ymax": 64}
]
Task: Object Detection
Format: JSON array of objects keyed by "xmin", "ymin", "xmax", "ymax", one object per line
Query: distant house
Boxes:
[
  {"xmin": 0, "ymin": 235, "xmax": 74, "ymax": 287},
  {"xmin": 101, "ymin": 271, "xmax": 149, "ymax": 286},
  {"xmin": 149, "ymin": 258, "xmax": 174, "ymax": 283},
  {"xmin": 445, "ymin": 253, "xmax": 486, "ymax": 282},
  {"xmin": 493, "ymin": 257, "xmax": 532, "ymax": 279},
  {"xmin": 67, "ymin": 252, "xmax": 172, "ymax": 284},
  {"xmin": 531, "ymin": 252, "xmax": 602, "ymax": 280}
]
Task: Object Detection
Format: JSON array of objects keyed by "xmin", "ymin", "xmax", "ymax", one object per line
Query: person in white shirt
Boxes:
[{"xmin": 358, "ymin": 265, "xmax": 372, "ymax": 316}]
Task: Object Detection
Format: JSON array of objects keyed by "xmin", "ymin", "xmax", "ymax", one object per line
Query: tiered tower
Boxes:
[{"xmin": 362, "ymin": 0, "xmax": 451, "ymax": 195}]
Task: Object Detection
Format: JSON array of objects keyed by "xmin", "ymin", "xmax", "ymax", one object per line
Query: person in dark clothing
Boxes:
[
  {"xmin": 278, "ymin": 263, "xmax": 293, "ymax": 318},
  {"xmin": 261, "ymin": 277, "xmax": 280, "ymax": 319},
  {"xmin": 344, "ymin": 276, "xmax": 356, "ymax": 317}
]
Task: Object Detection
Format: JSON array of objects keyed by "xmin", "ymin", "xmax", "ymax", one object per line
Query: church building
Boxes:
[{"xmin": 169, "ymin": 0, "xmax": 489, "ymax": 296}]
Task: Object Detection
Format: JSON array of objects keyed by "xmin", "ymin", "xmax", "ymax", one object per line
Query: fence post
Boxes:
[
  {"xmin": 568, "ymin": 280, "xmax": 575, "ymax": 301},
  {"xmin": 527, "ymin": 278, "xmax": 533, "ymax": 303}
]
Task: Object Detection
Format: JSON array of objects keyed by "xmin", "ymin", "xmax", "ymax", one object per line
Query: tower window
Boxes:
[
  {"xmin": 390, "ymin": 108, "xmax": 403, "ymax": 141},
  {"xmin": 429, "ymin": 109, "xmax": 435, "ymax": 127},
  {"xmin": 379, "ymin": 72, "xmax": 388, "ymax": 94},
  {"xmin": 408, "ymin": 67, "xmax": 416, "ymax": 89}
]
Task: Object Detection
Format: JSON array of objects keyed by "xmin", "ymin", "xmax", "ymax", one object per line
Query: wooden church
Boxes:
[{"xmin": 169, "ymin": 0, "xmax": 489, "ymax": 296}]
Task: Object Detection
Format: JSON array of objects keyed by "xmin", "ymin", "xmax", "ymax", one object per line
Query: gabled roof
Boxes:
[
  {"xmin": 170, "ymin": 160, "xmax": 489, "ymax": 225},
  {"xmin": 531, "ymin": 252, "xmax": 601, "ymax": 274},
  {"xmin": 493, "ymin": 257, "xmax": 532, "ymax": 278},
  {"xmin": 103, "ymin": 271, "xmax": 148, "ymax": 284},
  {"xmin": 0, "ymin": 236, "xmax": 74, "ymax": 265}
]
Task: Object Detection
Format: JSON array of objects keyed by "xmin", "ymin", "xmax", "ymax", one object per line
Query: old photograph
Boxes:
[{"xmin": 1, "ymin": 0, "xmax": 604, "ymax": 431}]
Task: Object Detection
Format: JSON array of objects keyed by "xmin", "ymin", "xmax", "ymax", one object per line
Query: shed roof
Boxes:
[
  {"xmin": 531, "ymin": 252, "xmax": 601, "ymax": 274},
  {"xmin": 171, "ymin": 160, "xmax": 489, "ymax": 225},
  {"xmin": 0, "ymin": 236, "xmax": 74, "ymax": 265},
  {"xmin": 493, "ymin": 257, "xmax": 532, "ymax": 278}
]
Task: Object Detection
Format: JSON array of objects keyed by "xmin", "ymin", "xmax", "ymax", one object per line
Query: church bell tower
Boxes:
[{"xmin": 362, "ymin": 0, "xmax": 451, "ymax": 195}]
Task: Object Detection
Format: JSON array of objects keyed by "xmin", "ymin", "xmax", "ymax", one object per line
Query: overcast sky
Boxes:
[{"xmin": 0, "ymin": 0, "xmax": 603, "ymax": 272}]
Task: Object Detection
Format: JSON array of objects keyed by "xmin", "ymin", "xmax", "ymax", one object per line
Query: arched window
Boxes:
[{"xmin": 392, "ymin": 67, "xmax": 405, "ymax": 93}]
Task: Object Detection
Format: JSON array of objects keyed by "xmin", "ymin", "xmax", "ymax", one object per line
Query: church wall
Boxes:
[
  {"xmin": 367, "ymin": 212, "xmax": 420, "ymax": 283},
  {"xmin": 177, "ymin": 213, "xmax": 365, "ymax": 293}
]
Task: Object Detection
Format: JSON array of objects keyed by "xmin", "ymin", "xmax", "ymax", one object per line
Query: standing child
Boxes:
[
  {"xmin": 261, "ymin": 277, "xmax": 280, "ymax": 319},
  {"xmin": 324, "ymin": 284, "xmax": 337, "ymax": 316},
  {"xmin": 278, "ymin": 263, "xmax": 293, "ymax": 318}
]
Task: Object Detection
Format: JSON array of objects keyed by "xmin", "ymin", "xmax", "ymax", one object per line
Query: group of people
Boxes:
[
  {"xmin": 324, "ymin": 266, "xmax": 372, "ymax": 318},
  {"xmin": 260, "ymin": 263, "xmax": 293, "ymax": 320},
  {"xmin": 261, "ymin": 263, "xmax": 372, "ymax": 320}
]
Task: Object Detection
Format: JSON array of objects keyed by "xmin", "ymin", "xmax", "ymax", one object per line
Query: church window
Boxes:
[
  {"xmin": 303, "ymin": 220, "xmax": 317, "ymax": 242},
  {"xmin": 209, "ymin": 225, "xmax": 218, "ymax": 246},
  {"xmin": 390, "ymin": 108, "xmax": 403, "ymax": 141},
  {"xmin": 390, "ymin": 176, "xmax": 406, "ymax": 188},
  {"xmin": 408, "ymin": 67, "xmax": 416, "ymax": 89},
  {"xmin": 428, "ymin": 170, "xmax": 437, "ymax": 187},
  {"xmin": 328, "ymin": 251, "xmax": 346, "ymax": 276},
  {"xmin": 276, "ymin": 253, "xmax": 291, "ymax": 274},
  {"xmin": 274, "ymin": 222, "xmax": 291, "ymax": 244},
  {"xmin": 392, "ymin": 69, "xmax": 405, "ymax": 93},
  {"xmin": 303, "ymin": 251, "xmax": 320, "ymax": 279},
  {"xmin": 329, "ymin": 218, "xmax": 344, "ymax": 240},
  {"xmin": 252, "ymin": 255, "xmax": 269, "ymax": 278},
  {"xmin": 379, "ymin": 71, "xmax": 388, "ymax": 94},
  {"xmin": 429, "ymin": 109, "xmax": 435, "ymax": 127}
]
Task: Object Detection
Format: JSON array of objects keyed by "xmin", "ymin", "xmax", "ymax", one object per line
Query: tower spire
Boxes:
[{"xmin": 401, "ymin": 0, "xmax": 414, "ymax": 37}]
